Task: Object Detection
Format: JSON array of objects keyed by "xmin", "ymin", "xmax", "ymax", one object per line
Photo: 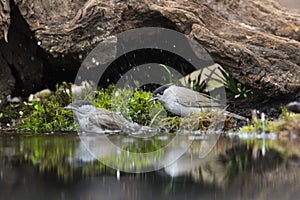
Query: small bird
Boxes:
[
  {"xmin": 149, "ymin": 85, "xmax": 246, "ymax": 120},
  {"xmin": 286, "ymin": 101, "xmax": 300, "ymax": 113},
  {"xmin": 65, "ymin": 100, "xmax": 151, "ymax": 134}
]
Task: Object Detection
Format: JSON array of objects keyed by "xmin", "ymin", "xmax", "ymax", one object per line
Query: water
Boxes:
[{"xmin": 1, "ymin": 133, "xmax": 300, "ymax": 200}]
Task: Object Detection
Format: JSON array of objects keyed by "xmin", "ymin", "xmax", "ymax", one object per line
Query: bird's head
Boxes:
[
  {"xmin": 65, "ymin": 100, "xmax": 97, "ymax": 115},
  {"xmin": 148, "ymin": 85, "xmax": 170, "ymax": 102}
]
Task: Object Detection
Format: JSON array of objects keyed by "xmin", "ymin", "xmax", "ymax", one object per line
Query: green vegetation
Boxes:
[
  {"xmin": 93, "ymin": 85, "xmax": 160, "ymax": 126},
  {"xmin": 239, "ymin": 108, "xmax": 300, "ymax": 135},
  {"xmin": 238, "ymin": 117, "xmax": 279, "ymax": 133},
  {"xmin": 17, "ymin": 83, "xmax": 75, "ymax": 133},
  {"xmin": 0, "ymin": 67, "xmax": 251, "ymax": 134},
  {"xmin": 0, "ymin": 64, "xmax": 278, "ymax": 135},
  {"xmin": 0, "ymin": 82, "xmax": 162, "ymax": 133},
  {"xmin": 218, "ymin": 67, "xmax": 251, "ymax": 100}
]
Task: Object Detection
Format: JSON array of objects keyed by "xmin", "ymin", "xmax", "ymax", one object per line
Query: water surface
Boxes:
[{"xmin": 1, "ymin": 133, "xmax": 300, "ymax": 200}]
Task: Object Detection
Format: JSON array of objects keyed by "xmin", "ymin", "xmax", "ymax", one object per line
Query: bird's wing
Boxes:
[
  {"xmin": 170, "ymin": 86, "xmax": 223, "ymax": 108},
  {"xmin": 89, "ymin": 108, "xmax": 133, "ymax": 130}
]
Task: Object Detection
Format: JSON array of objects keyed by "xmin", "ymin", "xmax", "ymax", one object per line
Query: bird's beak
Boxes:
[
  {"xmin": 148, "ymin": 96, "xmax": 158, "ymax": 102},
  {"xmin": 64, "ymin": 105, "xmax": 72, "ymax": 109}
]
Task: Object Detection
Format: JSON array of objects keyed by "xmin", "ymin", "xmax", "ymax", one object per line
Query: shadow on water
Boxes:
[{"xmin": 1, "ymin": 133, "xmax": 300, "ymax": 200}]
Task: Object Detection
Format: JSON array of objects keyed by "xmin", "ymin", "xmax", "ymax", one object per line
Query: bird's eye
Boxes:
[
  {"xmin": 154, "ymin": 90, "xmax": 164, "ymax": 96},
  {"xmin": 153, "ymin": 85, "xmax": 169, "ymax": 96}
]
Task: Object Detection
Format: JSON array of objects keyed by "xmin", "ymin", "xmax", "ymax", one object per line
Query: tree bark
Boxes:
[
  {"xmin": 0, "ymin": 0, "xmax": 300, "ymax": 100},
  {"xmin": 0, "ymin": 0, "xmax": 10, "ymax": 42}
]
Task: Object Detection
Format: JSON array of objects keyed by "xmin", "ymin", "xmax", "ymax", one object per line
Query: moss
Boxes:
[
  {"xmin": 93, "ymin": 85, "xmax": 162, "ymax": 126},
  {"xmin": 18, "ymin": 83, "xmax": 75, "ymax": 133}
]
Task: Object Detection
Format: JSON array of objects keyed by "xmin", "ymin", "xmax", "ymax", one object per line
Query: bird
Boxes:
[
  {"xmin": 286, "ymin": 101, "xmax": 300, "ymax": 113},
  {"xmin": 149, "ymin": 85, "xmax": 246, "ymax": 120},
  {"xmin": 65, "ymin": 100, "xmax": 152, "ymax": 134}
]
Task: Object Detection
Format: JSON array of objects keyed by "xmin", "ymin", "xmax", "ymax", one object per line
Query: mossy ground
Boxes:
[{"xmin": 0, "ymin": 81, "xmax": 296, "ymax": 135}]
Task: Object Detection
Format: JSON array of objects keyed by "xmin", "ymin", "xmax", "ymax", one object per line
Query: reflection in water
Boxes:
[
  {"xmin": 75, "ymin": 131, "xmax": 219, "ymax": 173},
  {"xmin": 1, "ymin": 133, "xmax": 300, "ymax": 199}
]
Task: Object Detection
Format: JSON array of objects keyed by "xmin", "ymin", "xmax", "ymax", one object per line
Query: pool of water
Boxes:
[{"xmin": 1, "ymin": 132, "xmax": 300, "ymax": 200}]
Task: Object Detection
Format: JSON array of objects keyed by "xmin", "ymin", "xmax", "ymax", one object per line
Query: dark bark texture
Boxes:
[{"xmin": 0, "ymin": 0, "xmax": 300, "ymax": 105}]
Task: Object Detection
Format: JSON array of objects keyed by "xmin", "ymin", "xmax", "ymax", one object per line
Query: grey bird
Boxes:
[
  {"xmin": 65, "ymin": 100, "xmax": 151, "ymax": 134},
  {"xmin": 149, "ymin": 85, "xmax": 246, "ymax": 120}
]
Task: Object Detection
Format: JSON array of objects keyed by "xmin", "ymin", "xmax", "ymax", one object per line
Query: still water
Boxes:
[{"xmin": 1, "ymin": 132, "xmax": 300, "ymax": 200}]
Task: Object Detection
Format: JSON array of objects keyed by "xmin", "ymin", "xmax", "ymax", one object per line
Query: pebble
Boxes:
[{"xmin": 286, "ymin": 101, "xmax": 300, "ymax": 113}]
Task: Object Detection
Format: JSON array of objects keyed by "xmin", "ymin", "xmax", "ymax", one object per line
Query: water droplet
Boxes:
[
  {"xmin": 116, "ymin": 170, "xmax": 120, "ymax": 181},
  {"xmin": 173, "ymin": 44, "xmax": 176, "ymax": 48},
  {"xmin": 96, "ymin": 61, "xmax": 99, "ymax": 66},
  {"xmin": 37, "ymin": 41, "xmax": 41, "ymax": 46},
  {"xmin": 78, "ymin": 54, "xmax": 83, "ymax": 59},
  {"xmin": 31, "ymin": 56, "xmax": 35, "ymax": 61},
  {"xmin": 107, "ymin": 78, "xmax": 110, "ymax": 82},
  {"xmin": 92, "ymin": 57, "xmax": 96, "ymax": 63},
  {"xmin": 61, "ymin": 54, "xmax": 65, "ymax": 58}
]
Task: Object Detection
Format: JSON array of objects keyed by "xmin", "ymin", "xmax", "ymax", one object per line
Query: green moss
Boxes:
[
  {"xmin": 18, "ymin": 83, "xmax": 75, "ymax": 133},
  {"xmin": 93, "ymin": 85, "xmax": 162, "ymax": 126}
]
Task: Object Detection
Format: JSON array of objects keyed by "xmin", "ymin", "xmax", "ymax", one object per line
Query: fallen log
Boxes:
[{"xmin": 0, "ymin": 0, "xmax": 299, "ymax": 104}]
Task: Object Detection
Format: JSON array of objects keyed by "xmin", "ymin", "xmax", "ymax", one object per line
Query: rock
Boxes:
[
  {"xmin": 0, "ymin": 3, "xmax": 44, "ymax": 99},
  {"xmin": 6, "ymin": 95, "xmax": 21, "ymax": 103},
  {"xmin": 0, "ymin": 0, "xmax": 10, "ymax": 42},
  {"xmin": 28, "ymin": 89, "xmax": 52, "ymax": 102},
  {"xmin": 69, "ymin": 81, "xmax": 93, "ymax": 99},
  {"xmin": 286, "ymin": 101, "xmax": 300, "ymax": 113},
  {"xmin": 0, "ymin": 57, "xmax": 15, "ymax": 107},
  {"xmin": 0, "ymin": 0, "xmax": 299, "ymax": 100}
]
